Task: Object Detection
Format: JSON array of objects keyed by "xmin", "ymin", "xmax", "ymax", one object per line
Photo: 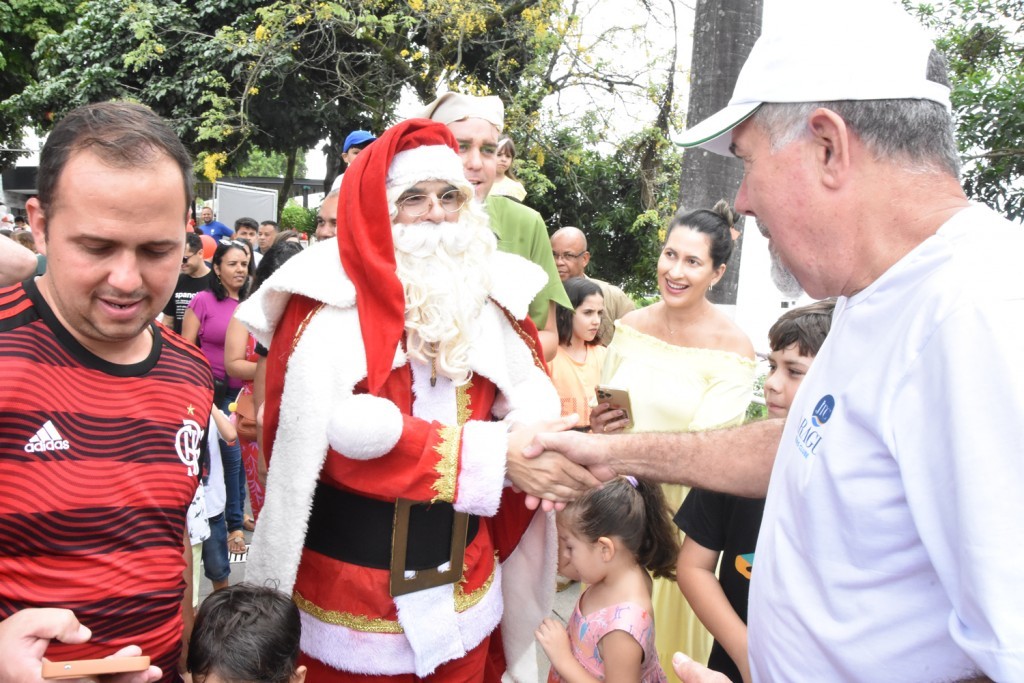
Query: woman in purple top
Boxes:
[{"xmin": 183, "ymin": 240, "xmax": 251, "ymax": 563}]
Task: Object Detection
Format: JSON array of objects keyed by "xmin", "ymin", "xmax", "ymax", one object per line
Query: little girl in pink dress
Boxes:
[{"xmin": 537, "ymin": 477, "xmax": 678, "ymax": 682}]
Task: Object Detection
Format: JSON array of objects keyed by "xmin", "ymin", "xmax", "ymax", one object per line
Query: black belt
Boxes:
[{"xmin": 304, "ymin": 483, "xmax": 479, "ymax": 572}]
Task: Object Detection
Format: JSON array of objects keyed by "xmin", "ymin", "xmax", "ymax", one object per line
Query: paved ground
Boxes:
[{"xmin": 197, "ymin": 527, "xmax": 580, "ymax": 679}]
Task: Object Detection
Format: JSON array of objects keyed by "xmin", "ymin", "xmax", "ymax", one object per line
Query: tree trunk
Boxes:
[
  {"xmin": 279, "ymin": 146, "xmax": 298, "ymax": 219},
  {"xmin": 639, "ymin": 0, "xmax": 679, "ymax": 212},
  {"xmin": 678, "ymin": 0, "xmax": 763, "ymax": 307},
  {"xmin": 324, "ymin": 134, "xmax": 343, "ymax": 194}
]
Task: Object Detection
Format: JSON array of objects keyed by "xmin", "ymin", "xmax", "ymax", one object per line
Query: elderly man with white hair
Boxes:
[{"xmin": 527, "ymin": 0, "xmax": 1024, "ymax": 681}]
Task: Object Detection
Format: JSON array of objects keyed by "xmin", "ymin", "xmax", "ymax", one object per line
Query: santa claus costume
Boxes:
[{"xmin": 236, "ymin": 119, "xmax": 559, "ymax": 682}]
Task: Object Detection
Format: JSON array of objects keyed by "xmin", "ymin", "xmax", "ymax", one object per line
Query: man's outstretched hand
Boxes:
[
  {"xmin": 522, "ymin": 428, "xmax": 618, "ymax": 477},
  {"xmin": 506, "ymin": 416, "xmax": 603, "ymax": 510}
]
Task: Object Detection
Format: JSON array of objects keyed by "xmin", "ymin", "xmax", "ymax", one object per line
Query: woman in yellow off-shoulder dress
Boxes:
[{"xmin": 591, "ymin": 201, "xmax": 756, "ymax": 682}]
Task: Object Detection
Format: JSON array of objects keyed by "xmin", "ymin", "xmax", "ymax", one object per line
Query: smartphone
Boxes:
[
  {"xmin": 41, "ymin": 656, "xmax": 151, "ymax": 680},
  {"xmin": 595, "ymin": 385, "xmax": 633, "ymax": 426}
]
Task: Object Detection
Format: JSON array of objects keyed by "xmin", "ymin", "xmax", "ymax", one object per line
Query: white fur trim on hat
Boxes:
[
  {"xmin": 413, "ymin": 92, "xmax": 504, "ymax": 132},
  {"xmin": 387, "ymin": 145, "xmax": 466, "ymax": 191},
  {"xmin": 327, "ymin": 394, "xmax": 404, "ymax": 460}
]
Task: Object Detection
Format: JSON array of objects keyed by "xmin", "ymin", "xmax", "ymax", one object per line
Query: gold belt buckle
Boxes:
[{"xmin": 389, "ymin": 498, "xmax": 470, "ymax": 597}]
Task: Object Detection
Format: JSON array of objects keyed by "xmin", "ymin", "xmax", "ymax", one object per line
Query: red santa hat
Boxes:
[{"xmin": 336, "ymin": 118, "xmax": 468, "ymax": 395}]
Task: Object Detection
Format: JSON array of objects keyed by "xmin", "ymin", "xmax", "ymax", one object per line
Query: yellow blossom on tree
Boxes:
[
  {"xmin": 248, "ymin": 86, "xmax": 260, "ymax": 95},
  {"xmin": 202, "ymin": 152, "xmax": 228, "ymax": 183},
  {"xmin": 255, "ymin": 24, "xmax": 268, "ymax": 41}
]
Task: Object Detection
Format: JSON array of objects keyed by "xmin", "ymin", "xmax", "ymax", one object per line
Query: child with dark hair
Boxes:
[
  {"xmin": 537, "ymin": 477, "xmax": 678, "ymax": 682},
  {"xmin": 674, "ymin": 299, "xmax": 836, "ymax": 682},
  {"xmin": 549, "ymin": 277, "xmax": 607, "ymax": 429},
  {"xmin": 492, "ymin": 136, "xmax": 526, "ymax": 201},
  {"xmin": 188, "ymin": 583, "xmax": 306, "ymax": 683}
]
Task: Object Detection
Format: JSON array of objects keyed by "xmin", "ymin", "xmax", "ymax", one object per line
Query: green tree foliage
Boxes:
[
  {"xmin": 238, "ymin": 148, "xmax": 308, "ymax": 178},
  {"xmin": 280, "ymin": 200, "xmax": 317, "ymax": 234},
  {"xmin": 908, "ymin": 0, "xmax": 1024, "ymax": 220},
  {"xmin": 0, "ymin": 0, "xmax": 75, "ymax": 168},
  {"xmin": 2, "ymin": 0, "xmax": 569, "ymax": 194},
  {"xmin": 3, "ymin": 0, "xmax": 684, "ymax": 280},
  {"xmin": 4, "ymin": 0, "xmax": 355, "ymax": 208},
  {"xmin": 525, "ymin": 115, "xmax": 681, "ymax": 296}
]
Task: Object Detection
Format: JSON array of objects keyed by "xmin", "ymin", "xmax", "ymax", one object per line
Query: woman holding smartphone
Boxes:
[{"xmin": 591, "ymin": 200, "xmax": 756, "ymax": 679}]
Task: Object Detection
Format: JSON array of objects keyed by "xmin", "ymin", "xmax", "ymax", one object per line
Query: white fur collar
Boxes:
[
  {"xmin": 486, "ymin": 250, "xmax": 546, "ymax": 321},
  {"xmin": 236, "ymin": 239, "xmax": 547, "ymax": 348},
  {"xmin": 235, "ymin": 238, "xmax": 353, "ymax": 348}
]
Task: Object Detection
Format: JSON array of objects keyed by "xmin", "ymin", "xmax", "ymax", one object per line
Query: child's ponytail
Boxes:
[
  {"xmin": 567, "ymin": 476, "xmax": 680, "ymax": 580},
  {"xmin": 631, "ymin": 477, "xmax": 680, "ymax": 580}
]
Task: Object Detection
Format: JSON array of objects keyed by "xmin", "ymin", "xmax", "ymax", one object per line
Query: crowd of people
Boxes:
[{"xmin": 1, "ymin": 0, "xmax": 1022, "ymax": 681}]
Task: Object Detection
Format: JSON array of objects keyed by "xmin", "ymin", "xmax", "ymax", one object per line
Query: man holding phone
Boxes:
[
  {"xmin": 0, "ymin": 609, "xmax": 158, "ymax": 682},
  {"xmin": 0, "ymin": 103, "xmax": 213, "ymax": 682}
]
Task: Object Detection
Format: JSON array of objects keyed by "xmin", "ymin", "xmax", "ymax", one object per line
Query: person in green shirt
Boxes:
[{"xmin": 414, "ymin": 92, "xmax": 570, "ymax": 360}]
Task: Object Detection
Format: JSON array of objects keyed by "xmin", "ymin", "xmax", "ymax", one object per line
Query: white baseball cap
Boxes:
[{"xmin": 676, "ymin": 0, "xmax": 951, "ymax": 156}]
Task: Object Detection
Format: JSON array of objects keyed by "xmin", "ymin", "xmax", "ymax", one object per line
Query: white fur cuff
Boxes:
[
  {"xmin": 453, "ymin": 421, "xmax": 509, "ymax": 516},
  {"xmin": 327, "ymin": 394, "xmax": 403, "ymax": 460}
]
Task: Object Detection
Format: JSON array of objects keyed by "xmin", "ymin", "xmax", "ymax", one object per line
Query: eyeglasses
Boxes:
[
  {"xmin": 553, "ymin": 250, "xmax": 587, "ymax": 261},
  {"xmin": 396, "ymin": 190, "xmax": 467, "ymax": 218},
  {"xmin": 182, "ymin": 252, "xmax": 197, "ymax": 264}
]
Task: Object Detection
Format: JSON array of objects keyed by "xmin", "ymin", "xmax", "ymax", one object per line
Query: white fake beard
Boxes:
[{"xmin": 393, "ymin": 219, "xmax": 496, "ymax": 385}]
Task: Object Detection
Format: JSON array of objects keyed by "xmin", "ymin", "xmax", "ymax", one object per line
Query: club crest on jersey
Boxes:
[
  {"xmin": 176, "ymin": 418, "xmax": 204, "ymax": 476},
  {"xmin": 796, "ymin": 394, "xmax": 834, "ymax": 459}
]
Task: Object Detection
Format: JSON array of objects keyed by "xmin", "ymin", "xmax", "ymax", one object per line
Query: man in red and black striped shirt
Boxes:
[{"xmin": 0, "ymin": 102, "xmax": 213, "ymax": 683}]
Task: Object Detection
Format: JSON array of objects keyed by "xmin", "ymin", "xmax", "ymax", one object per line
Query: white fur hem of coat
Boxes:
[{"xmin": 298, "ymin": 562, "xmax": 503, "ymax": 676}]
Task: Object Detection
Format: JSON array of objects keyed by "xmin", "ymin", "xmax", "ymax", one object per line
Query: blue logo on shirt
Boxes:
[
  {"xmin": 811, "ymin": 395, "xmax": 835, "ymax": 427},
  {"xmin": 796, "ymin": 395, "xmax": 835, "ymax": 459}
]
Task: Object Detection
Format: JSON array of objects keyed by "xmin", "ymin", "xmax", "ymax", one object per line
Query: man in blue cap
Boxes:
[{"xmin": 330, "ymin": 130, "xmax": 377, "ymax": 192}]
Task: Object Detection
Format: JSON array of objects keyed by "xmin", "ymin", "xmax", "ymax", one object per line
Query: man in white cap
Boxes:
[
  {"xmin": 237, "ymin": 119, "xmax": 595, "ymax": 682},
  {"xmin": 525, "ymin": 1, "xmax": 1024, "ymax": 681},
  {"xmin": 414, "ymin": 92, "xmax": 570, "ymax": 360}
]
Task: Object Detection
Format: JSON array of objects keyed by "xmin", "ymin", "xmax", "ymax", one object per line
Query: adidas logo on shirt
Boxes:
[{"xmin": 24, "ymin": 420, "xmax": 71, "ymax": 453}]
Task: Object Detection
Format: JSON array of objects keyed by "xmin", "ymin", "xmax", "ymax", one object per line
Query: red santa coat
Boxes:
[{"xmin": 236, "ymin": 239, "xmax": 559, "ymax": 681}]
